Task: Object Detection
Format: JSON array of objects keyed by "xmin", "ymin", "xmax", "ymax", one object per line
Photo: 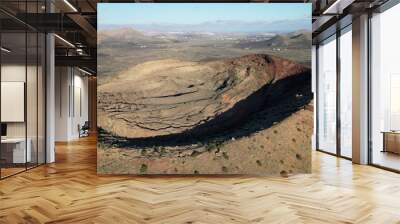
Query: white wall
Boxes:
[
  {"xmin": 55, "ymin": 66, "xmax": 69, "ymax": 141},
  {"xmin": 1, "ymin": 65, "xmax": 39, "ymax": 137},
  {"xmin": 73, "ymin": 73, "xmax": 89, "ymax": 137},
  {"xmin": 1, "ymin": 65, "xmax": 27, "ymax": 139},
  {"xmin": 1, "ymin": 63, "xmax": 46, "ymax": 164},
  {"xmin": 55, "ymin": 67, "xmax": 89, "ymax": 141}
]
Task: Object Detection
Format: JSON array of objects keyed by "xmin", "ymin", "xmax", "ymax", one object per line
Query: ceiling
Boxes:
[{"xmin": 311, "ymin": 0, "xmax": 392, "ymax": 44}]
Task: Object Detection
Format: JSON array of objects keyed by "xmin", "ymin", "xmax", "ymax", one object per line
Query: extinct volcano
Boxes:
[{"xmin": 98, "ymin": 54, "xmax": 310, "ymax": 140}]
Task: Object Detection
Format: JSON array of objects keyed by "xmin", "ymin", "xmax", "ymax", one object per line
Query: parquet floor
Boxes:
[{"xmin": 1, "ymin": 135, "xmax": 400, "ymax": 223}]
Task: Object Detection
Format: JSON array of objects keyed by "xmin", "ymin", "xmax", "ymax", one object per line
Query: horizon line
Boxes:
[{"xmin": 99, "ymin": 18, "xmax": 311, "ymax": 26}]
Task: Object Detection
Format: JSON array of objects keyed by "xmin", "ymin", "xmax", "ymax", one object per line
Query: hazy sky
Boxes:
[{"xmin": 98, "ymin": 3, "xmax": 311, "ymax": 25}]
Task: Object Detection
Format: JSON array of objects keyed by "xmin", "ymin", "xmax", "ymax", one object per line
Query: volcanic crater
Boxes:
[{"xmin": 98, "ymin": 54, "xmax": 311, "ymax": 145}]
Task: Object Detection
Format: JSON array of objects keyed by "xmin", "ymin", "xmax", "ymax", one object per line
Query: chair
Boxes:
[{"xmin": 79, "ymin": 121, "xmax": 90, "ymax": 138}]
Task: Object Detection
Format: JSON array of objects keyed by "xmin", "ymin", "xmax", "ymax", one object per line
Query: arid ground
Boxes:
[{"xmin": 97, "ymin": 27, "xmax": 312, "ymax": 175}]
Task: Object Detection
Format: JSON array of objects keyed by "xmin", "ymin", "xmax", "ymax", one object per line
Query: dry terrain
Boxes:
[
  {"xmin": 98, "ymin": 28, "xmax": 311, "ymax": 85},
  {"xmin": 98, "ymin": 105, "xmax": 312, "ymax": 175},
  {"xmin": 97, "ymin": 28, "xmax": 312, "ymax": 175}
]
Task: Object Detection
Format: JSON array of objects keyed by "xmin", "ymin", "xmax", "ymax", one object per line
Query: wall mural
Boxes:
[{"xmin": 97, "ymin": 3, "xmax": 313, "ymax": 175}]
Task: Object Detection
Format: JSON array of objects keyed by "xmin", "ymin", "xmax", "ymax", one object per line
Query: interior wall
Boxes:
[
  {"xmin": 55, "ymin": 66, "xmax": 69, "ymax": 141},
  {"xmin": 55, "ymin": 67, "xmax": 89, "ymax": 141},
  {"xmin": 73, "ymin": 73, "xmax": 89, "ymax": 137},
  {"xmin": 1, "ymin": 64, "xmax": 29, "ymax": 138},
  {"xmin": 1, "ymin": 60, "xmax": 46, "ymax": 173}
]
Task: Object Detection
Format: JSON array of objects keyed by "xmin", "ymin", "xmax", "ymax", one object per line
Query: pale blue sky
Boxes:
[{"xmin": 98, "ymin": 3, "xmax": 311, "ymax": 25}]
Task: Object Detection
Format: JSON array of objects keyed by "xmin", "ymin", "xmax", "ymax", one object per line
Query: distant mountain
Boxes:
[
  {"xmin": 98, "ymin": 28, "xmax": 147, "ymax": 43},
  {"xmin": 235, "ymin": 31, "xmax": 311, "ymax": 49},
  {"xmin": 98, "ymin": 28, "xmax": 168, "ymax": 45},
  {"xmin": 99, "ymin": 19, "xmax": 310, "ymax": 34},
  {"xmin": 265, "ymin": 35, "xmax": 290, "ymax": 47}
]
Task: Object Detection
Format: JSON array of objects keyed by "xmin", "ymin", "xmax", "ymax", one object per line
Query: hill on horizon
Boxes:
[
  {"xmin": 234, "ymin": 32, "xmax": 311, "ymax": 49},
  {"xmin": 98, "ymin": 19, "xmax": 310, "ymax": 34}
]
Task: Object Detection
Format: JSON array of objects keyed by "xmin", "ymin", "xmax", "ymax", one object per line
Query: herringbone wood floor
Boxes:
[{"xmin": 1, "ymin": 135, "xmax": 400, "ymax": 224}]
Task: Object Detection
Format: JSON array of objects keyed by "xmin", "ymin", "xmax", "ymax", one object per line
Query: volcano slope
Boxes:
[{"xmin": 97, "ymin": 54, "xmax": 313, "ymax": 175}]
